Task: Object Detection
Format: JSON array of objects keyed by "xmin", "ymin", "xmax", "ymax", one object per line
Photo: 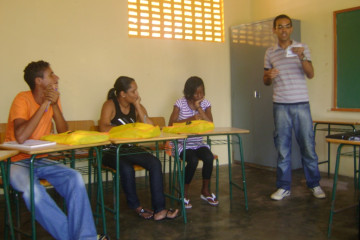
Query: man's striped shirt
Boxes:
[{"xmin": 264, "ymin": 40, "xmax": 311, "ymax": 103}]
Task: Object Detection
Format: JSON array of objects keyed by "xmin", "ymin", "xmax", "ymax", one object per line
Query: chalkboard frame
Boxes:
[{"xmin": 332, "ymin": 6, "xmax": 360, "ymax": 112}]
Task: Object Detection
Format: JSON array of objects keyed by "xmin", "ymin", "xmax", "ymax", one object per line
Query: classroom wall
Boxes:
[
  {"xmin": 0, "ymin": 0, "xmax": 250, "ymax": 164},
  {"xmin": 246, "ymin": 0, "xmax": 360, "ymax": 177},
  {"xmin": 0, "ymin": 0, "xmax": 248, "ymax": 124},
  {"xmin": 1, "ymin": 0, "xmax": 359, "ymax": 177}
]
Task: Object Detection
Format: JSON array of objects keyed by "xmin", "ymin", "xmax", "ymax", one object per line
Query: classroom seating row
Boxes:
[
  {"xmin": 0, "ymin": 117, "xmax": 167, "ymax": 144},
  {"xmin": 0, "ymin": 117, "xmax": 176, "ymax": 240}
]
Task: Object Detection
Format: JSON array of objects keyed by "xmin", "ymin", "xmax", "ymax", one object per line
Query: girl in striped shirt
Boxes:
[{"xmin": 168, "ymin": 76, "xmax": 219, "ymax": 208}]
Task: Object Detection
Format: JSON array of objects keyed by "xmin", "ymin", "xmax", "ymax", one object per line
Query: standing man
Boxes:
[
  {"xmin": 5, "ymin": 60, "xmax": 109, "ymax": 239},
  {"xmin": 263, "ymin": 15, "xmax": 325, "ymax": 201}
]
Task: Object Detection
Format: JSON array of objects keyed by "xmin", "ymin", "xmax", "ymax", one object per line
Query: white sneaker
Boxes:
[
  {"xmin": 310, "ymin": 186, "xmax": 326, "ymax": 199},
  {"xmin": 271, "ymin": 188, "xmax": 291, "ymax": 200}
]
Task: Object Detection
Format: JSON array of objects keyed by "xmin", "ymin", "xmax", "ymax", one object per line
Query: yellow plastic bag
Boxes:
[
  {"xmin": 109, "ymin": 123, "xmax": 161, "ymax": 139},
  {"xmin": 41, "ymin": 130, "xmax": 109, "ymax": 145},
  {"xmin": 162, "ymin": 120, "xmax": 214, "ymax": 134}
]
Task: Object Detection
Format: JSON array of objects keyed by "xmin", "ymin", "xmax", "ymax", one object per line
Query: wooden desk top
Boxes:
[
  {"xmin": 0, "ymin": 141, "xmax": 111, "ymax": 155},
  {"xmin": 326, "ymin": 138, "xmax": 360, "ymax": 146},
  {"xmin": 110, "ymin": 132, "xmax": 187, "ymax": 144},
  {"xmin": 0, "ymin": 150, "xmax": 20, "ymax": 161},
  {"xmin": 110, "ymin": 127, "xmax": 249, "ymax": 146},
  {"xmin": 313, "ymin": 119, "xmax": 360, "ymax": 125},
  {"xmin": 204, "ymin": 127, "xmax": 249, "ymax": 135},
  {"xmin": 184, "ymin": 127, "xmax": 250, "ymax": 137}
]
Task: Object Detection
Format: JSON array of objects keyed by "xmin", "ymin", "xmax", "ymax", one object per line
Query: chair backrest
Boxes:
[
  {"xmin": 0, "ymin": 123, "xmax": 7, "ymax": 144},
  {"xmin": 67, "ymin": 120, "xmax": 97, "ymax": 131},
  {"xmin": 149, "ymin": 117, "xmax": 166, "ymax": 128}
]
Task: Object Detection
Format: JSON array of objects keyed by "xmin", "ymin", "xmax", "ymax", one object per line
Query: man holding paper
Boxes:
[
  {"xmin": 5, "ymin": 61, "xmax": 108, "ymax": 239},
  {"xmin": 263, "ymin": 15, "xmax": 325, "ymax": 201}
]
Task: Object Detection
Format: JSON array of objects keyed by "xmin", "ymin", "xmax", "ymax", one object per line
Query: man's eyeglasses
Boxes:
[{"xmin": 276, "ymin": 24, "xmax": 292, "ymax": 30}]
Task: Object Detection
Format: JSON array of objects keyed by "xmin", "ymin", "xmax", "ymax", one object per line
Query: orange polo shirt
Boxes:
[{"xmin": 5, "ymin": 91, "xmax": 62, "ymax": 162}]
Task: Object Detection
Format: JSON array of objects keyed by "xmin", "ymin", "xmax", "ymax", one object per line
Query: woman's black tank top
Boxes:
[{"xmin": 110, "ymin": 97, "xmax": 136, "ymax": 126}]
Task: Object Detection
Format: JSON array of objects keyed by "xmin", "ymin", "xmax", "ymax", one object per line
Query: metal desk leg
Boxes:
[
  {"xmin": 327, "ymin": 124, "xmax": 331, "ymax": 177},
  {"xmin": 1, "ymin": 159, "xmax": 15, "ymax": 240},
  {"xmin": 314, "ymin": 123, "xmax": 357, "ymax": 178},
  {"xmin": 227, "ymin": 135, "xmax": 233, "ymax": 200},
  {"xmin": 238, "ymin": 134, "xmax": 248, "ymax": 210},
  {"xmin": 29, "ymin": 155, "xmax": 36, "ymax": 240},
  {"xmin": 313, "ymin": 123, "xmax": 330, "ymax": 177},
  {"xmin": 313, "ymin": 123, "xmax": 318, "ymax": 136},
  {"xmin": 167, "ymin": 140, "xmax": 187, "ymax": 223},
  {"xmin": 354, "ymin": 146, "xmax": 357, "ymax": 189},
  {"xmin": 358, "ymin": 147, "xmax": 360, "ymax": 189},
  {"xmin": 87, "ymin": 148, "xmax": 94, "ymax": 199},
  {"xmin": 228, "ymin": 134, "xmax": 248, "ymax": 210},
  {"xmin": 175, "ymin": 140, "xmax": 187, "ymax": 224},
  {"xmin": 94, "ymin": 147, "xmax": 107, "ymax": 234},
  {"xmin": 115, "ymin": 145, "xmax": 122, "ymax": 240},
  {"xmin": 328, "ymin": 143, "xmax": 344, "ymax": 237},
  {"xmin": 216, "ymin": 155, "xmax": 219, "ymax": 199}
]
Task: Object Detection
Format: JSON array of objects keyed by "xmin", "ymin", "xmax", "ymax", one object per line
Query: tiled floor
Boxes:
[{"xmin": 0, "ymin": 163, "xmax": 358, "ymax": 240}]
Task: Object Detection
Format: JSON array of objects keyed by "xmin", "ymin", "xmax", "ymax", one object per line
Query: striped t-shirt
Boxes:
[
  {"xmin": 264, "ymin": 40, "xmax": 311, "ymax": 103},
  {"xmin": 172, "ymin": 97, "xmax": 211, "ymax": 155}
]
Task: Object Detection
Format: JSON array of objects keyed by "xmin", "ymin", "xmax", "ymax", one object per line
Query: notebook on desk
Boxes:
[
  {"xmin": 1, "ymin": 139, "xmax": 56, "ymax": 150},
  {"xmin": 326, "ymin": 130, "xmax": 360, "ymax": 141}
]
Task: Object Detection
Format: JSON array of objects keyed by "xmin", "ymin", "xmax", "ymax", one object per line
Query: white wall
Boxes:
[
  {"xmin": 0, "ymin": 1, "xmax": 243, "ymax": 123},
  {"xmin": 1, "ymin": 0, "xmax": 359, "ymax": 176},
  {"xmin": 0, "ymin": 0, "xmax": 250, "ymax": 164}
]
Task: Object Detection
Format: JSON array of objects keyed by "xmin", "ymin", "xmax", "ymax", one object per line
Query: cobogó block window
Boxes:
[{"xmin": 128, "ymin": 0, "xmax": 224, "ymax": 42}]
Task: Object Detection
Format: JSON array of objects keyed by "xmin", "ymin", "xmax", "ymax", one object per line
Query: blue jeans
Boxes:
[
  {"xmin": 102, "ymin": 146, "xmax": 165, "ymax": 214},
  {"xmin": 273, "ymin": 103, "xmax": 321, "ymax": 190},
  {"xmin": 10, "ymin": 159, "xmax": 97, "ymax": 240}
]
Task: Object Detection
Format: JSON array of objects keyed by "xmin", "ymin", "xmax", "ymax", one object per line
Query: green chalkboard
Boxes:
[{"xmin": 333, "ymin": 6, "xmax": 360, "ymax": 111}]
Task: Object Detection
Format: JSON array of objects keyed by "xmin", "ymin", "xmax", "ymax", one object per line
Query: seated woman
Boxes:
[
  {"xmin": 168, "ymin": 76, "xmax": 219, "ymax": 209},
  {"xmin": 99, "ymin": 76, "xmax": 178, "ymax": 220}
]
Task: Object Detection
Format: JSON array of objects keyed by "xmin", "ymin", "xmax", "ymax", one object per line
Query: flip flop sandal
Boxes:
[
  {"xmin": 200, "ymin": 193, "xmax": 219, "ymax": 206},
  {"xmin": 137, "ymin": 208, "xmax": 154, "ymax": 220},
  {"xmin": 155, "ymin": 208, "xmax": 179, "ymax": 221},
  {"xmin": 165, "ymin": 208, "xmax": 178, "ymax": 220},
  {"xmin": 184, "ymin": 198, "xmax": 192, "ymax": 209},
  {"xmin": 97, "ymin": 234, "xmax": 110, "ymax": 240}
]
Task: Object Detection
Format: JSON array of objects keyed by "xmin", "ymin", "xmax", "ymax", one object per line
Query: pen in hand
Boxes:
[{"xmin": 44, "ymin": 101, "xmax": 51, "ymax": 112}]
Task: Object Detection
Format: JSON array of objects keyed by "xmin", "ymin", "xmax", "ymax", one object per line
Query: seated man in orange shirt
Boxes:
[{"xmin": 5, "ymin": 60, "xmax": 108, "ymax": 240}]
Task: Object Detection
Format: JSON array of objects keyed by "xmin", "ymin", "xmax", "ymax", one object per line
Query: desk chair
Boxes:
[
  {"xmin": 0, "ymin": 150, "xmax": 20, "ymax": 240},
  {"xmin": 98, "ymin": 117, "xmax": 166, "ymax": 187},
  {"xmin": 145, "ymin": 117, "xmax": 168, "ymax": 175},
  {"xmin": 47, "ymin": 120, "xmax": 98, "ymax": 196},
  {"xmin": 1, "ymin": 122, "xmax": 102, "ymax": 239},
  {"xmin": 96, "ymin": 162, "xmax": 145, "ymax": 210},
  {"xmin": 147, "ymin": 118, "xmax": 219, "ymax": 199},
  {"xmin": 313, "ymin": 122, "xmax": 359, "ymax": 187},
  {"xmin": 95, "ymin": 117, "xmax": 165, "ymax": 239},
  {"xmin": 0, "ymin": 123, "xmax": 7, "ymax": 144},
  {"xmin": 166, "ymin": 149, "xmax": 219, "ymax": 201},
  {"xmin": 0, "ymin": 123, "xmax": 59, "ymax": 239},
  {"xmin": 95, "ymin": 158, "xmax": 145, "ymax": 240},
  {"xmin": 1, "ymin": 162, "xmax": 14, "ymax": 240}
]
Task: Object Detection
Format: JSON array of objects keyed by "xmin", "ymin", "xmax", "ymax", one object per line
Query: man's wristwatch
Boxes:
[{"xmin": 301, "ymin": 55, "xmax": 308, "ymax": 61}]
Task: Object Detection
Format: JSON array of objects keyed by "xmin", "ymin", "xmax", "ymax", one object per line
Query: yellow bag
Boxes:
[
  {"xmin": 109, "ymin": 123, "xmax": 161, "ymax": 139},
  {"xmin": 41, "ymin": 130, "xmax": 109, "ymax": 145},
  {"xmin": 162, "ymin": 120, "xmax": 214, "ymax": 134}
]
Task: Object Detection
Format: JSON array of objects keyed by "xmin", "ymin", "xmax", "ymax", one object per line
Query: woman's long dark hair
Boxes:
[
  {"xmin": 183, "ymin": 76, "xmax": 205, "ymax": 100},
  {"xmin": 107, "ymin": 76, "xmax": 135, "ymax": 100}
]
